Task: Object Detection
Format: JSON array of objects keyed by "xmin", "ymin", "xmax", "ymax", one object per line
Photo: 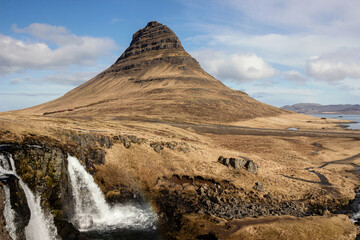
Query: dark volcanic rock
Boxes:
[
  {"xmin": 54, "ymin": 219, "xmax": 82, "ymax": 240},
  {"xmin": 218, "ymin": 156, "xmax": 258, "ymax": 174},
  {"xmin": 123, "ymin": 138, "xmax": 131, "ymax": 148},
  {"xmin": 116, "ymin": 21, "xmax": 185, "ymax": 63},
  {"xmin": 245, "ymin": 160, "xmax": 259, "ymax": 174},
  {"xmin": 150, "ymin": 142, "xmax": 163, "ymax": 153},
  {"xmin": 7, "ymin": 176, "xmax": 31, "ymax": 239},
  {"xmin": 155, "ymin": 174, "xmax": 330, "ymax": 239},
  {"xmin": 229, "ymin": 157, "xmax": 246, "ymax": 169},
  {"xmin": 196, "ymin": 232, "xmax": 218, "ymax": 240},
  {"xmin": 100, "ymin": 21, "xmax": 203, "ymax": 79},
  {"xmin": 0, "ymin": 173, "xmax": 18, "ymax": 184},
  {"xmin": 254, "ymin": 182, "xmax": 265, "ymax": 192}
]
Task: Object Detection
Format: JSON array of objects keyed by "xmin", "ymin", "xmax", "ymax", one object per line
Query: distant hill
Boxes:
[
  {"xmin": 16, "ymin": 21, "xmax": 287, "ymax": 123},
  {"xmin": 282, "ymin": 103, "xmax": 360, "ymax": 114}
]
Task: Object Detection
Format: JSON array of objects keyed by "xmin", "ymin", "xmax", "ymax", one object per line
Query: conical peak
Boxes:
[
  {"xmin": 116, "ymin": 21, "xmax": 184, "ymax": 62},
  {"xmin": 145, "ymin": 21, "xmax": 162, "ymax": 28}
]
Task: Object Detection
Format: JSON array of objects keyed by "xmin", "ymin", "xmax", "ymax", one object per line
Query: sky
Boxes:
[{"xmin": 1, "ymin": 0, "xmax": 360, "ymax": 112}]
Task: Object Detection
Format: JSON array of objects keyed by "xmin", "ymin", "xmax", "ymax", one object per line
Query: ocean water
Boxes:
[{"xmin": 311, "ymin": 114, "xmax": 360, "ymax": 130}]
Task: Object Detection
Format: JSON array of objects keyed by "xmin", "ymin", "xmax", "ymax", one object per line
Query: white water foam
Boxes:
[
  {"xmin": 0, "ymin": 153, "xmax": 59, "ymax": 240},
  {"xmin": 3, "ymin": 185, "xmax": 17, "ymax": 240},
  {"xmin": 67, "ymin": 155, "xmax": 156, "ymax": 232},
  {"xmin": 0, "ymin": 154, "xmax": 18, "ymax": 240},
  {"xmin": 351, "ymin": 192, "xmax": 360, "ymax": 226}
]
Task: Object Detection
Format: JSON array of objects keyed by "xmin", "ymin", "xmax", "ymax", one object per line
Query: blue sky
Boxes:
[{"xmin": 1, "ymin": 0, "xmax": 360, "ymax": 111}]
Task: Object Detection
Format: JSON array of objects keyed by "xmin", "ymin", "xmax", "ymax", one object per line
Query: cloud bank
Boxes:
[
  {"xmin": 306, "ymin": 49, "xmax": 360, "ymax": 81},
  {"xmin": 283, "ymin": 70, "xmax": 306, "ymax": 83},
  {"xmin": 0, "ymin": 23, "xmax": 117, "ymax": 75},
  {"xmin": 192, "ymin": 50, "xmax": 278, "ymax": 82}
]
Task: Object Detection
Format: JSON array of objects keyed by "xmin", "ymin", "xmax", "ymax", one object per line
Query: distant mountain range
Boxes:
[{"xmin": 281, "ymin": 103, "xmax": 360, "ymax": 114}]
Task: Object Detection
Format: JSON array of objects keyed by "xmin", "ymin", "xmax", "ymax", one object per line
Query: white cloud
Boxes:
[
  {"xmin": 224, "ymin": 0, "xmax": 360, "ymax": 36},
  {"xmin": 10, "ymin": 78, "xmax": 21, "ymax": 84},
  {"xmin": 12, "ymin": 23, "xmax": 77, "ymax": 45},
  {"xmin": 204, "ymin": 32, "xmax": 359, "ymax": 68},
  {"xmin": 0, "ymin": 23, "xmax": 117, "ymax": 75},
  {"xmin": 306, "ymin": 49, "xmax": 360, "ymax": 81},
  {"xmin": 246, "ymin": 87, "xmax": 324, "ymax": 107},
  {"xmin": 183, "ymin": 1, "xmax": 360, "ymax": 69},
  {"xmin": 0, "ymin": 92, "xmax": 60, "ymax": 97},
  {"xmin": 32, "ymin": 71, "xmax": 98, "ymax": 86},
  {"xmin": 249, "ymin": 87, "xmax": 321, "ymax": 96},
  {"xmin": 283, "ymin": 70, "xmax": 306, "ymax": 83},
  {"xmin": 192, "ymin": 49, "xmax": 278, "ymax": 82}
]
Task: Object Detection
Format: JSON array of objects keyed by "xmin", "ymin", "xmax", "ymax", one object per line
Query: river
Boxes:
[{"xmin": 311, "ymin": 114, "xmax": 360, "ymax": 130}]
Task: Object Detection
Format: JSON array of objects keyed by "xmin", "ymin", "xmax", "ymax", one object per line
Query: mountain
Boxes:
[
  {"xmin": 19, "ymin": 21, "xmax": 287, "ymax": 123},
  {"xmin": 282, "ymin": 103, "xmax": 360, "ymax": 114}
]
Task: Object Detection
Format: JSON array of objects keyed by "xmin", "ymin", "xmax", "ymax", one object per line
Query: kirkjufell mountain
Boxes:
[
  {"xmin": 20, "ymin": 21, "xmax": 286, "ymax": 123},
  {"xmin": 1, "ymin": 21, "xmax": 360, "ymax": 240}
]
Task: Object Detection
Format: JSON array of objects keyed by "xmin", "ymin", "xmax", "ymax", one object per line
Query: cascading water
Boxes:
[
  {"xmin": 67, "ymin": 155, "xmax": 157, "ymax": 233},
  {"xmin": 0, "ymin": 153, "xmax": 59, "ymax": 240},
  {"xmin": 3, "ymin": 185, "xmax": 17, "ymax": 240},
  {"xmin": 0, "ymin": 153, "xmax": 17, "ymax": 240}
]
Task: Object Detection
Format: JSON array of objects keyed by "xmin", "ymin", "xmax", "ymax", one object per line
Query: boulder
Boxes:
[
  {"xmin": 229, "ymin": 158, "xmax": 246, "ymax": 169},
  {"xmin": 150, "ymin": 142, "xmax": 164, "ymax": 153},
  {"xmin": 218, "ymin": 156, "xmax": 258, "ymax": 174},
  {"xmin": 254, "ymin": 182, "xmax": 265, "ymax": 192},
  {"xmin": 123, "ymin": 138, "xmax": 131, "ymax": 148},
  {"xmin": 245, "ymin": 160, "xmax": 259, "ymax": 174},
  {"xmin": 127, "ymin": 135, "xmax": 139, "ymax": 144}
]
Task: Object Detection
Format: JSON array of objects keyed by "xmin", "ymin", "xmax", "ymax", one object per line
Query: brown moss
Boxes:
[
  {"xmin": 35, "ymin": 170, "xmax": 42, "ymax": 181},
  {"xmin": 47, "ymin": 160, "xmax": 54, "ymax": 178},
  {"xmin": 105, "ymin": 190, "xmax": 121, "ymax": 201},
  {"xmin": 44, "ymin": 175, "xmax": 53, "ymax": 188},
  {"xmin": 52, "ymin": 209, "xmax": 63, "ymax": 219}
]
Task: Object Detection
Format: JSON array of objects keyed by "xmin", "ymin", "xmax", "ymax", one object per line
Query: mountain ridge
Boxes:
[{"xmin": 282, "ymin": 103, "xmax": 360, "ymax": 114}]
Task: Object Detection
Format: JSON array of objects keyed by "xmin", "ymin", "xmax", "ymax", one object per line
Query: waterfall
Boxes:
[
  {"xmin": 67, "ymin": 155, "xmax": 156, "ymax": 232},
  {"xmin": 3, "ymin": 185, "xmax": 17, "ymax": 240},
  {"xmin": 0, "ymin": 153, "xmax": 59, "ymax": 240},
  {"xmin": 21, "ymin": 181, "xmax": 59, "ymax": 240}
]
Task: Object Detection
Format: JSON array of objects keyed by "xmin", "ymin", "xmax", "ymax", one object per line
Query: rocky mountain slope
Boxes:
[
  {"xmin": 18, "ymin": 21, "xmax": 287, "ymax": 123},
  {"xmin": 282, "ymin": 103, "xmax": 360, "ymax": 114}
]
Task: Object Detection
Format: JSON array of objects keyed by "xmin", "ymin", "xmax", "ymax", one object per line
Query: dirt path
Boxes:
[
  {"xmin": 319, "ymin": 153, "xmax": 360, "ymax": 168},
  {"xmin": 282, "ymin": 153, "xmax": 360, "ymax": 193},
  {"xmin": 281, "ymin": 169, "xmax": 332, "ymax": 186}
]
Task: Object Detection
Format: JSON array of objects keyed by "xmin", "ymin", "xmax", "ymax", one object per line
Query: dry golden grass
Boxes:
[
  {"xmin": 1, "ymin": 110, "xmax": 360, "ymax": 239},
  {"xmin": 178, "ymin": 214, "xmax": 358, "ymax": 240}
]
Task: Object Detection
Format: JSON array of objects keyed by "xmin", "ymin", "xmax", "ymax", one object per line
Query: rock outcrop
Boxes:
[
  {"xmin": 155, "ymin": 174, "xmax": 352, "ymax": 239},
  {"xmin": 218, "ymin": 156, "xmax": 259, "ymax": 174},
  {"xmin": 114, "ymin": 21, "xmax": 191, "ymax": 68}
]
